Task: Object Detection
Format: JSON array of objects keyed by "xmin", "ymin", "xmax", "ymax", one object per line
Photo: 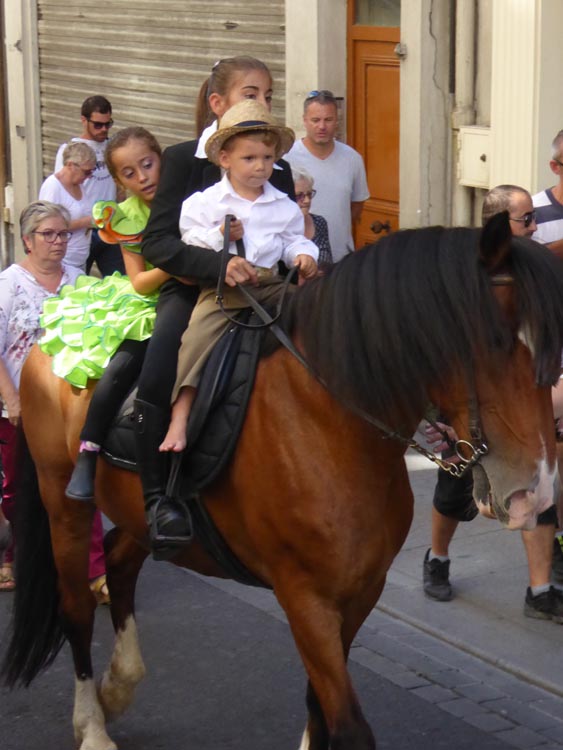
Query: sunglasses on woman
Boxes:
[{"xmin": 509, "ymin": 210, "xmax": 536, "ymax": 228}]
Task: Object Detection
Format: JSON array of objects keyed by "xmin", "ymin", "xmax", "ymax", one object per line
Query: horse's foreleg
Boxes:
[
  {"xmin": 278, "ymin": 583, "xmax": 376, "ymax": 750},
  {"xmin": 98, "ymin": 527, "xmax": 148, "ymax": 722},
  {"xmin": 298, "ymin": 681, "xmax": 329, "ymax": 750}
]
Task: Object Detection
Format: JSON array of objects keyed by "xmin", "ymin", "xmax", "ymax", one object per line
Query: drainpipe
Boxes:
[{"xmin": 451, "ymin": 0, "xmax": 476, "ymax": 226}]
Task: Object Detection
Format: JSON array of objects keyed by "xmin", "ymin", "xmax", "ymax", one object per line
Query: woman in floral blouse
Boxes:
[{"xmin": 0, "ymin": 200, "xmax": 81, "ymax": 591}]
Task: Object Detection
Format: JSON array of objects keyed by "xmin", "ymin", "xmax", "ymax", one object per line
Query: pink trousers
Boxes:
[{"xmin": 0, "ymin": 417, "xmax": 106, "ymax": 579}]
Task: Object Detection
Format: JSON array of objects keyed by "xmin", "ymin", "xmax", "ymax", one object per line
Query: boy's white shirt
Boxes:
[{"xmin": 179, "ymin": 174, "xmax": 318, "ymax": 268}]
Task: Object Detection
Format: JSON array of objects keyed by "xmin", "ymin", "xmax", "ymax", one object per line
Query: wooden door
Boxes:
[{"xmin": 347, "ymin": 1, "xmax": 400, "ymax": 247}]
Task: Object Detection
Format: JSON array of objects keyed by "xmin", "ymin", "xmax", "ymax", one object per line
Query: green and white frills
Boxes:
[{"xmin": 40, "ymin": 272, "xmax": 157, "ymax": 388}]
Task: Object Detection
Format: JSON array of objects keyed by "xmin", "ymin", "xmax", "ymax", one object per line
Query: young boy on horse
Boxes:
[{"xmin": 159, "ymin": 100, "xmax": 318, "ymax": 453}]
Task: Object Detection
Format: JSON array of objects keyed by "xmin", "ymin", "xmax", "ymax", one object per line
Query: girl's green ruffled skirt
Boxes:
[{"xmin": 40, "ymin": 272, "xmax": 157, "ymax": 388}]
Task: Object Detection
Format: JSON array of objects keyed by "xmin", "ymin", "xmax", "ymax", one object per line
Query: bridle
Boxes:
[
  {"xmin": 216, "ymin": 221, "xmax": 516, "ymax": 479},
  {"xmin": 370, "ymin": 273, "xmax": 513, "ymax": 476}
]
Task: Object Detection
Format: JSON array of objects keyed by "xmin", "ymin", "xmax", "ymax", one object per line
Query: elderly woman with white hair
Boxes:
[
  {"xmin": 291, "ymin": 164, "xmax": 333, "ymax": 268},
  {"xmin": 39, "ymin": 141, "xmax": 97, "ymax": 272}
]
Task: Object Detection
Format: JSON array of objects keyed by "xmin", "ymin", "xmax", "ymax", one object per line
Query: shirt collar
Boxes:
[{"xmin": 195, "ymin": 120, "xmax": 218, "ymax": 159}]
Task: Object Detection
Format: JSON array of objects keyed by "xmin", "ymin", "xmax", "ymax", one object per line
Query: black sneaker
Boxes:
[
  {"xmin": 423, "ymin": 549, "xmax": 453, "ymax": 601},
  {"xmin": 524, "ymin": 586, "xmax": 563, "ymax": 624},
  {"xmin": 552, "ymin": 537, "xmax": 563, "ymax": 584}
]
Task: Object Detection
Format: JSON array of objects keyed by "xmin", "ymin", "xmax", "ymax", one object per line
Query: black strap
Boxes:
[
  {"xmin": 215, "ymin": 214, "xmax": 235, "ymax": 304},
  {"xmin": 190, "ymin": 495, "xmax": 270, "ymax": 589}
]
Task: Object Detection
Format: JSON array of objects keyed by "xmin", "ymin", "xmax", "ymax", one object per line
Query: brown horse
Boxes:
[{"xmin": 3, "ymin": 218, "xmax": 563, "ymax": 750}]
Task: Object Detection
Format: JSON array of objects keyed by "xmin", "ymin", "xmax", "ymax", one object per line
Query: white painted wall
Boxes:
[
  {"xmin": 399, "ymin": 0, "xmax": 452, "ymax": 227},
  {"xmin": 489, "ymin": 0, "xmax": 563, "ymax": 195},
  {"xmin": 532, "ymin": 0, "xmax": 563, "ymax": 193},
  {"xmin": 3, "ymin": 0, "xmax": 42, "ymax": 263},
  {"xmin": 285, "ymin": 0, "xmax": 347, "ymax": 138}
]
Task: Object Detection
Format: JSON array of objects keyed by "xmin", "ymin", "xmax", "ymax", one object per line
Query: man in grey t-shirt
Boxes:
[
  {"xmin": 286, "ymin": 90, "xmax": 369, "ymax": 262},
  {"xmin": 54, "ymin": 95, "xmax": 124, "ymax": 276}
]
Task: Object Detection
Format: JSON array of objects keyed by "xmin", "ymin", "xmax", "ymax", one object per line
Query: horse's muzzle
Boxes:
[{"xmin": 473, "ymin": 461, "xmax": 557, "ymax": 530}]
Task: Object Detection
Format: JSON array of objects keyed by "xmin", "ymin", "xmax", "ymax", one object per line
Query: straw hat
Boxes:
[{"xmin": 205, "ymin": 100, "xmax": 295, "ymax": 165}]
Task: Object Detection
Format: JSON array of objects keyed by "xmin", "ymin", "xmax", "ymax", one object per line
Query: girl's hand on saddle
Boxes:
[
  {"xmin": 221, "ymin": 217, "xmax": 244, "ymax": 242},
  {"xmin": 225, "ymin": 256, "xmax": 259, "ymax": 287},
  {"xmin": 294, "ymin": 254, "xmax": 318, "ymax": 285}
]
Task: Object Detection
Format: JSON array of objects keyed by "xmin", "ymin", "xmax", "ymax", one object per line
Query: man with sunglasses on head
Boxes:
[
  {"xmin": 286, "ymin": 90, "xmax": 369, "ymax": 263},
  {"xmin": 532, "ymin": 129, "xmax": 563, "ymax": 260},
  {"xmin": 54, "ymin": 95, "xmax": 125, "ymax": 276}
]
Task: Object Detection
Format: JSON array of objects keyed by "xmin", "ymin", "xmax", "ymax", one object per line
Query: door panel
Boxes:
[{"xmin": 348, "ymin": 11, "xmax": 400, "ymax": 248}]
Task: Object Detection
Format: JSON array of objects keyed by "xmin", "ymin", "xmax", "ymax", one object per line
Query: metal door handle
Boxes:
[{"xmin": 371, "ymin": 220, "xmax": 391, "ymax": 235}]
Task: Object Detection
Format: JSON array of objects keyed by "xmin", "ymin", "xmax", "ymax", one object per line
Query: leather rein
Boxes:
[{"xmin": 214, "ymin": 219, "xmax": 515, "ymax": 479}]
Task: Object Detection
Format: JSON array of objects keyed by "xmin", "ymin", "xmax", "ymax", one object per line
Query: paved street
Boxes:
[{"xmin": 1, "ymin": 441, "xmax": 563, "ymax": 748}]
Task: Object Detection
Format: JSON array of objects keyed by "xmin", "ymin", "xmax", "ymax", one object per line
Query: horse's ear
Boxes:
[{"xmin": 479, "ymin": 210, "xmax": 512, "ymax": 272}]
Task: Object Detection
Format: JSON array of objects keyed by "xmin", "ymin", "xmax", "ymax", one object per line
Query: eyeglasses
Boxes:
[
  {"xmin": 72, "ymin": 163, "xmax": 95, "ymax": 177},
  {"xmin": 509, "ymin": 210, "xmax": 536, "ymax": 228},
  {"xmin": 296, "ymin": 190, "xmax": 317, "ymax": 202},
  {"xmin": 87, "ymin": 118, "xmax": 113, "ymax": 130},
  {"xmin": 306, "ymin": 89, "xmax": 336, "ymax": 101},
  {"xmin": 32, "ymin": 230, "xmax": 73, "ymax": 243}
]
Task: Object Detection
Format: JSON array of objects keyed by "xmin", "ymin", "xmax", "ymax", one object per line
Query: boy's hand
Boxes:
[
  {"xmin": 221, "ymin": 217, "xmax": 244, "ymax": 242},
  {"xmin": 225, "ymin": 257, "xmax": 259, "ymax": 287},
  {"xmin": 294, "ymin": 254, "xmax": 318, "ymax": 283}
]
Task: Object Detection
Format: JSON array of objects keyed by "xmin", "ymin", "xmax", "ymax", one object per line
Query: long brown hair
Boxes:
[{"xmin": 195, "ymin": 56, "xmax": 272, "ymax": 137}]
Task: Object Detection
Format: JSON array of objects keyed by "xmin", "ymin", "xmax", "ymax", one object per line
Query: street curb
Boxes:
[{"xmin": 376, "ymin": 601, "xmax": 563, "ymax": 700}]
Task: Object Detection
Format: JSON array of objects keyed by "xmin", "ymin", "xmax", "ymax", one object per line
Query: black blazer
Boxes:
[{"xmin": 142, "ymin": 139, "xmax": 296, "ymax": 283}]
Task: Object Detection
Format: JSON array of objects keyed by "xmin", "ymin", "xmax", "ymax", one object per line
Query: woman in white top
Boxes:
[{"xmin": 38, "ymin": 141, "xmax": 96, "ymax": 271}]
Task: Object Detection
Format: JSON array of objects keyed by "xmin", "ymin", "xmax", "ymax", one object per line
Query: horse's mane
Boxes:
[{"xmin": 285, "ymin": 226, "xmax": 563, "ymax": 424}]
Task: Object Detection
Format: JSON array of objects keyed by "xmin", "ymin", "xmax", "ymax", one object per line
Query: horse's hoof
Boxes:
[{"xmin": 76, "ymin": 732, "xmax": 117, "ymax": 750}]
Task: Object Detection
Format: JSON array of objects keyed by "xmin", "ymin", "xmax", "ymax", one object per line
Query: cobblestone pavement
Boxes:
[
  {"xmin": 2, "ymin": 441, "xmax": 563, "ymax": 748},
  {"xmin": 198, "ymin": 439, "xmax": 563, "ymax": 749},
  {"xmin": 204, "ymin": 574, "xmax": 563, "ymax": 749}
]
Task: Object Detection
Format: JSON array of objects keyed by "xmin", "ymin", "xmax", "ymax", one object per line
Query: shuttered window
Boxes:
[{"xmin": 37, "ymin": 1, "xmax": 286, "ymax": 173}]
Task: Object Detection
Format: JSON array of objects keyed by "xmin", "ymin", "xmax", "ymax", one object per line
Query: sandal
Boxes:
[
  {"xmin": 0, "ymin": 563, "xmax": 15, "ymax": 592},
  {"xmin": 89, "ymin": 574, "xmax": 110, "ymax": 606}
]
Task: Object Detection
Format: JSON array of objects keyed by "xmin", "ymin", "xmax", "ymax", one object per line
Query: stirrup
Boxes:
[{"xmin": 148, "ymin": 496, "xmax": 194, "ymax": 561}]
